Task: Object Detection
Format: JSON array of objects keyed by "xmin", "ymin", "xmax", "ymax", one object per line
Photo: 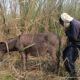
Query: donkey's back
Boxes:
[{"xmin": 18, "ymin": 32, "xmax": 59, "ymax": 55}]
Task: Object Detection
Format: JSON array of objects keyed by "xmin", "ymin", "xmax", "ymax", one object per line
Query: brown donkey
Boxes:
[{"xmin": 0, "ymin": 32, "xmax": 61, "ymax": 72}]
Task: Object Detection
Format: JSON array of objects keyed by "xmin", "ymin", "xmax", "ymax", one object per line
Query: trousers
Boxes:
[{"xmin": 63, "ymin": 43, "xmax": 79, "ymax": 79}]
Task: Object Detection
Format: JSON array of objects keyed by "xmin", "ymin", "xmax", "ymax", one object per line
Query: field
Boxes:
[
  {"xmin": 0, "ymin": 0, "xmax": 80, "ymax": 80},
  {"xmin": 0, "ymin": 51, "xmax": 79, "ymax": 80}
]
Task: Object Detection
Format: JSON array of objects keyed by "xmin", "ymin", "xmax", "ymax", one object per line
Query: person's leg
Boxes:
[{"xmin": 63, "ymin": 44, "xmax": 78, "ymax": 80}]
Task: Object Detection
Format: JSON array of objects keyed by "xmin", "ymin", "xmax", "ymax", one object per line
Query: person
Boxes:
[{"xmin": 59, "ymin": 13, "xmax": 80, "ymax": 80}]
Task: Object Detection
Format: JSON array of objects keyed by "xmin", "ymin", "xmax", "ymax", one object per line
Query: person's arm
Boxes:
[
  {"xmin": 66, "ymin": 24, "xmax": 79, "ymax": 42},
  {"xmin": 70, "ymin": 25, "xmax": 79, "ymax": 41}
]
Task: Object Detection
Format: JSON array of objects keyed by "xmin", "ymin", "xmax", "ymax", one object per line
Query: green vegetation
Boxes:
[{"xmin": 0, "ymin": 75, "xmax": 15, "ymax": 80}]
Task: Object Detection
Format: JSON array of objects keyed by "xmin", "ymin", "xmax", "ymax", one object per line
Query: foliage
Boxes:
[{"xmin": 0, "ymin": 75, "xmax": 15, "ymax": 80}]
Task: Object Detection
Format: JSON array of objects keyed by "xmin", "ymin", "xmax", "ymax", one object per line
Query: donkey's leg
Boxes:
[
  {"xmin": 24, "ymin": 52, "xmax": 28, "ymax": 69},
  {"xmin": 21, "ymin": 52, "xmax": 27, "ymax": 71},
  {"xmin": 49, "ymin": 45, "xmax": 58, "ymax": 73}
]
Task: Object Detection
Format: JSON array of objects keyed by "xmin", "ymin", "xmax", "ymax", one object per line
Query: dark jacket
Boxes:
[{"xmin": 65, "ymin": 19, "xmax": 80, "ymax": 47}]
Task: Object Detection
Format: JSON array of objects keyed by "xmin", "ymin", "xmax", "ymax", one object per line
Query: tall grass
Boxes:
[
  {"xmin": 0, "ymin": 0, "xmax": 62, "ymax": 40},
  {"xmin": 0, "ymin": 0, "xmax": 80, "ymax": 39},
  {"xmin": 0, "ymin": 0, "xmax": 80, "ymax": 80}
]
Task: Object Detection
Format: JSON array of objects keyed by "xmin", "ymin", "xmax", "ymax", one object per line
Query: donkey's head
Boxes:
[
  {"xmin": 0, "ymin": 42, "xmax": 7, "ymax": 61},
  {"xmin": 0, "ymin": 42, "xmax": 7, "ymax": 52}
]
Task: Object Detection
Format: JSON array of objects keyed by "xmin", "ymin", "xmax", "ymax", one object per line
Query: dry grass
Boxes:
[
  {"xmin": 0, "ymin": 52, "xmax": 79, "ymax": 80},
  {"xmin": 0, "ymin": 0, "xmax": 80, "ymax": 80}
]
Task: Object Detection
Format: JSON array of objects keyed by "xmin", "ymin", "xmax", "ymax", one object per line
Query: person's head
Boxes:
[{"xmin": 59, "ymin": 13, "xmax": 73, "ymax": 27}]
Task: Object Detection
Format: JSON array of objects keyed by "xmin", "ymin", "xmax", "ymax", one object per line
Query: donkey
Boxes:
[{"xmin": 0, "ymin": 32, "xmax": 61, "ymax": 72}]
